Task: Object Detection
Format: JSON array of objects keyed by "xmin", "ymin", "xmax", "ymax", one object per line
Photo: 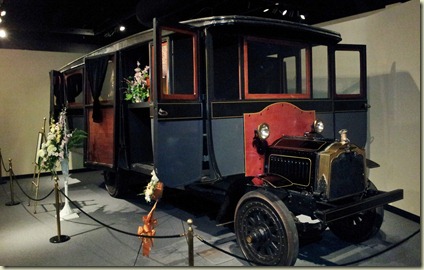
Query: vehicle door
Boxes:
[
  {"xmin": 330, "ymin": 44, "xmax": 368, "ymax": 147},
  {"xmin": 152, "ymin": 19, "xmax": 203, "ymax": 187},
  {"xmin": 84, "ymin": 54, "xmax": 117, "ymax": 168}
]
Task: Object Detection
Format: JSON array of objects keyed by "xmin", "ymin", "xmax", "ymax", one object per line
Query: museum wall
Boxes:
[
  {"xmin": 317, "ymin": 0, "xmax": 420, "ymax": 216},
  {"xmin": 0, "ymin": 49, "xmax": 84, "ymax": 176}
]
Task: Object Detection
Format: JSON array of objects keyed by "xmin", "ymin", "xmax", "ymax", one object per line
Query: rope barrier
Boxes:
[
  {"xmin": 12, "ymin": 170, "xmax": 55, "ymax": 201},
  {"xmin": 337, "ymin": 228, "xmax": 421, "ymax": 266},
  {"xmin": 5, "ymin": 158, "xmax": 20, "ymax": 206},
  {"xmin": 59, "ymin": 189, "xmax": 184, "ymax": 239},
  {"xmin": 0, "ymin": 151, "xmax": 11, "ymax": 173},
  {"xmin": 0, "ymin": 153, "xmax": 54, "ymax": 205}
]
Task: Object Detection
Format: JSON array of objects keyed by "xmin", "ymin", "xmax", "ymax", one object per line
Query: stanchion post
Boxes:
[
  {"xmin": 187, "ymin": 218, "xmax": 194, "ymax": 266},
  {"xmin": 49, "ymin": 175, "xmax": 70, "ymax": 244},
  {"xmin": 5, "ymin": 158, "xmax": 19, "ymax": 206}
]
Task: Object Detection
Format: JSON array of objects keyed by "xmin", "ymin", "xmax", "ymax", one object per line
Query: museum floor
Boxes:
[{"xmin": 0, "ymin": 170, "xmax": 421, "ymax": 267}]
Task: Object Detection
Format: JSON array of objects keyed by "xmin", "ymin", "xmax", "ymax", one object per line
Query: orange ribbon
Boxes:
[{"xmin": 137, "ymin": 200, "xmax": 158, "ymax": 257}]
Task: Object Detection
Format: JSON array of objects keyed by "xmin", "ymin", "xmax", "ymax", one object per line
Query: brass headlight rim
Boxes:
[
  {"xmin": 314, "ymin": 120, "xmax": 324, "ymax": 134},
  {"xmin": 257, "ymin": 122, "xmax": 270, "ymax": 140}
]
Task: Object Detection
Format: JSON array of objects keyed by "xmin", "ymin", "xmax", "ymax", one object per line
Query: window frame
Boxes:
[
  {"xmin": 330, "ymin": 44, "xmax": 367, "ymax": 100},
  {"xmin": 243, "ymin": 36, "xmax": 312, "ymax": 100},
  {"xmin": 154, "ymin": 26, "xmax": 199, "ymax": 101}
]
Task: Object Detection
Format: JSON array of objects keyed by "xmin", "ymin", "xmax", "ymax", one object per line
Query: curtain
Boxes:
[
  {"xmin": 66, "ymin": 73, "xmax": 83, "ymax": 103},
  {"xmin": 49, "ymin": 70, "xmax": 64, "ymax": 121},
  {"xmin": 85, "ymin": 56, "xmax": 109, "ymax": 123}
]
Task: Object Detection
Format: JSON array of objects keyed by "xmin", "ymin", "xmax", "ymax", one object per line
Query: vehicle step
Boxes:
[
  {"xmin": 186, "ymin": 182, "xmax": 228, "ymax": 202},
  {"xmin": 131, "ymin": 163, "xmax": 154, "ymax": 176}
]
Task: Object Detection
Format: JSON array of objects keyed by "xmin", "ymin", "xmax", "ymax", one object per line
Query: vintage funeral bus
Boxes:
[{"xmin": 50, "ymin": 16, "xmax": 403, "ymax": 266}]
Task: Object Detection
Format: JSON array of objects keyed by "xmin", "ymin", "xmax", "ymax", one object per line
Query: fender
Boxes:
[
  {"xmin": 366, "ymin": 158, "xmax": 380, "ymax": 169},
  {"xmin": 252, "ymin": 173, "xmax": 294, "ymax": 189}
]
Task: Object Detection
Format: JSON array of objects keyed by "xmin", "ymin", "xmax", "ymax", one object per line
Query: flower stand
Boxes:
[{"xmin": 59, "ymin": 159, "xmax": 79, "ymax": 220}]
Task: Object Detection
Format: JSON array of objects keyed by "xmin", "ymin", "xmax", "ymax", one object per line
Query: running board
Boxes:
[{"xmin": 131, "ymin": 163, "xmax": 154, "ymax": 176}]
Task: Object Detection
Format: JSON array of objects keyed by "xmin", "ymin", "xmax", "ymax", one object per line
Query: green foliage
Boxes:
[{"xmin": 67, "ymin": 129, "xmax": 87, "ymax": 150}]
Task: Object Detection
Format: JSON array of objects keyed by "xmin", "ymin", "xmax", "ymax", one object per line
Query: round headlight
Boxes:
[
  {"xmin": 314, "ymin": 120, "xmax": 324, "ymax": 133},
  {"xmin": 258, "ymin": 123, "xmax": 270, "ymax": 140}
]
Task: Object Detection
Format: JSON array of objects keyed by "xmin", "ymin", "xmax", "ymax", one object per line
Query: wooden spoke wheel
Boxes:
[{"xmin": 234, "ymin": 189, "xmax": 299, "ymax": 266}]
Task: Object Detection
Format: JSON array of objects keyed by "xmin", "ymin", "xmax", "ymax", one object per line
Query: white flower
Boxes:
[
  {"xmin": 141, "ymin": 170, "xmax": 161, "ymax": 203},
  {"xmin": 145, "ymin": 188, "xmax": 153, "ymax": 202},
  {"xmin": 47, "ymin": 144, "xmax": 57, "ymax": 154}
]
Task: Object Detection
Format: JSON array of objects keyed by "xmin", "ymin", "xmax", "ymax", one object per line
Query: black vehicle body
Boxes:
[{"xmin": 50, "ymin": 16, "xmax": 403, "ymax": 265}]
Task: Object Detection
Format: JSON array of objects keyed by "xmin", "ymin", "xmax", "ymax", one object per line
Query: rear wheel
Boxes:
[
  {"xmin": 104, "ymin": 170, "xmax": 126, "ymax": 198},
  {"xmin": 328, "ymin": 181, "xmax": 384, "ymax": 243},
  {"xmin": 234, "ymin": 189, "xmax": 299, "ymax": 266}
]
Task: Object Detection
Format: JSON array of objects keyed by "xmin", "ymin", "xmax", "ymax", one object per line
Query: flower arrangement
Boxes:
[
  {"xmin": 142, "ymin": 171, "xmax": 163, "ymax": 203},
  {"xmin": 124, "ymin": 61, "xmax": 150, "ymax": 103},
  {"xmin": 37, "ymin": 109, "xmax": 87, "ymax": 174},
  {"xmin": 137, "ymin": 170, "xmax": 163, "ymax": 257}
]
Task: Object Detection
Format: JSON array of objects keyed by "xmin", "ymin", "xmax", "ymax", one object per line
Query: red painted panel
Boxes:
[
  {"xmin": 87, "ymin": 108, "xmax": 115, "ymax": 166},
  {"xmin": 244, "ymin": 102, "xmax": 315, "ymax": 177}
]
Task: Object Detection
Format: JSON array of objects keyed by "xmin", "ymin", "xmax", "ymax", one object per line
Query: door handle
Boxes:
[{"xmin": 158, "ymin": 108, "xmax": 168, "ymax": 116}]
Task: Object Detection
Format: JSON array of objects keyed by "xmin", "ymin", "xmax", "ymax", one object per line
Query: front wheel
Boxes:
[
  {"xmin": 328, "ymin": 181, "xmax": 384, "ymax": 243},
  {"xmin": 234, "ymin": 189, "xmax": 299, "ymax": 266}
]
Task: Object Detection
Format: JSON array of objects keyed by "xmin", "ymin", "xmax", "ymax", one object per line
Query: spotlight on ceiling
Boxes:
[
  {"xmin": 0, "ymin": 28, "xmax": 7, "ymax": 38},
  {"xmin": 263, "ymin": 8, "xmax": 269, "ymax": 12},
  {"xmin": 0, "ymin": 10, "xmax": 5, "ymax": 17},
  {"xmin": 300, "ymin": 14, "xmax": 306, "ymax": 20},
  {"xmin": 119, "ymin": 25, "xmax": 126, "ymax": 32},
  {"xmin": 282, "ymin": 9, "xmax": 288, "ymax": 16}
]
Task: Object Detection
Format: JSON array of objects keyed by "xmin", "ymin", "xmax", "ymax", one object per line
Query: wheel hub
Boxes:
[{"xmin": 246, "ymin": 226, "xmax": 269, "ymax": 245}]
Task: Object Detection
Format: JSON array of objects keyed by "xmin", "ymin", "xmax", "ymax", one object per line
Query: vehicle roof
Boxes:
[
  {"xmin": 58, "ymin": 15, "xmax": 342, "ymax": 71},
  {"xmin": 183, "ymin": 15, "xmax": 342, "ymax": 44}
]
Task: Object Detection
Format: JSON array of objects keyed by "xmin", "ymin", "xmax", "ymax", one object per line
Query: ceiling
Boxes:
[{"xmin": 0, "ymin": 0, "xmax": 409, "ymax": 52}]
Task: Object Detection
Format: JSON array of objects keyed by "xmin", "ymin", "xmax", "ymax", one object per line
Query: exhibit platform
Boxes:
[{"xmin": 0, "ymin": 170, "xmax": 421, "ymax": 267}]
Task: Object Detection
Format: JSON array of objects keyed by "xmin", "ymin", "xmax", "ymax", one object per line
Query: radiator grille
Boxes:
[
  {"xmin": 329, "ymin": 152, "xmax": 365, "ymax": 199},
  {"xmin": 268, "ymin": 155, "xmax": 311, "ymax": 186}
]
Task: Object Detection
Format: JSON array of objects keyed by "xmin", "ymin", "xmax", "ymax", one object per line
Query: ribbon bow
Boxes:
[{"xmin": 137, "ymin": 200, "xmax": 158, "ymax": 256}]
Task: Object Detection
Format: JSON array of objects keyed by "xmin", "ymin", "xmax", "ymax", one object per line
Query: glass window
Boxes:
[
  {"xmin": 99, "ymin": 58, "xmax": 115, "ymax": 103},
  {"xmin": 158, "ymin": 30, "xmax": 198, "ymax": 100},
  {"xmin": 212, "ymin": 33, "xmax": 239, "ymax": 100},
  {"xmin": 312, "ymin": 45, "xmax": 329, "ymax": 99},
  {"xmin": 335, "ymin": 50, "xmax": 361, "ymax": 95},
  {"xmin": 244, "ymin": 37, "xmax": 310, "ymax": 99}
]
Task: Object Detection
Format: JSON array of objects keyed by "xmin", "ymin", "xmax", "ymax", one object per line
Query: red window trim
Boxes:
[
  {"xmin": 158, "ymin": 27, "xmax": 199, "ymax": 101},
  {"xmin": 243, "ymin": 36, "xmax": 311, "ymax": 100}
]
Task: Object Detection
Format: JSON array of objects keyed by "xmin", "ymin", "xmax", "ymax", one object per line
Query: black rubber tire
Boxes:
[
  {"xmin": 328, "ymin": 181, "xmax": 384, "ymax": 243},
  {"xmin": 234, "ymin": 189, "xmax": 299, "ymax": 266},
  {"xmin": 104, "ymin": 170, "xmax": 125, "ymax": 198}
]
